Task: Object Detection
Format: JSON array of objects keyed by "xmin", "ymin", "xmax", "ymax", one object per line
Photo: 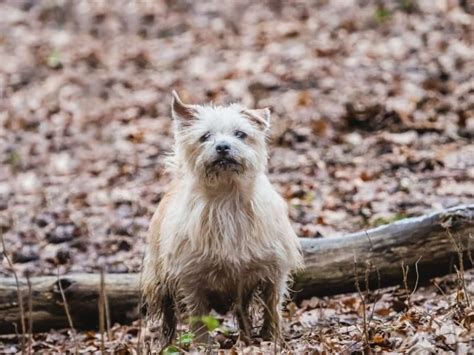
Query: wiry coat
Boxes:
[{"xmin": 142, "ymin": 92, "xmax": 302, "ymax": 346}]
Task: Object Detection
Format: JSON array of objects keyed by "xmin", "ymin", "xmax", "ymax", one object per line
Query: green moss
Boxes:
[{"xmin": 372, "ymin": 213, "xmax": 407, "ymax": 227}]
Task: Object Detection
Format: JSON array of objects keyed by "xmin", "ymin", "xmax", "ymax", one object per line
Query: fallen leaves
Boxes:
[{"xmin": 0, "ymin": 0, "xmax": 473, "ymax": 353}]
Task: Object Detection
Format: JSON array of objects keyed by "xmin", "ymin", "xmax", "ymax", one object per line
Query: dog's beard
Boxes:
[{"xmin": 203, "ymin": 156, "xmax": 245, "ymax": 180}]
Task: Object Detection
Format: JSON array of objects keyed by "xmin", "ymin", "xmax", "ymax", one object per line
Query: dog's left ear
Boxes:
[
  {"xmin": 241, "ymin": 108, "xmax": 271, "ymax": 131},
  {"xmin": 171, "ymin": 91, "xmax": 197, "ymax": 127}
]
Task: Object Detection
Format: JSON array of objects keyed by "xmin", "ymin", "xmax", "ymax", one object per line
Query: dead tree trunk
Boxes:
[{"xmin": 0, "ymin": 205, "xmax": 472, "ymax": 333}]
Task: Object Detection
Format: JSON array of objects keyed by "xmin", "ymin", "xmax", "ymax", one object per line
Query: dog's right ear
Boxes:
[{"xmin": 171, "ymin": 91, "xmax": 197, "ymax": 127}]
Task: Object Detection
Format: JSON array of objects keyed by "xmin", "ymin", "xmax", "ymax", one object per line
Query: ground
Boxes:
[{"xmin": 0, "ymin": 0, "xmax": 473, "ymax": 353}]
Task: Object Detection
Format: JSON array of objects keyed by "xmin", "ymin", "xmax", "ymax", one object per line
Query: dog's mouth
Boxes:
[
  {"xmin": 212, "ymin": 157, "xmax": 240, "ymax": 169},
  {"xmin": 204, "ymin": 157, "xmax": 244, "ymax": 179}
]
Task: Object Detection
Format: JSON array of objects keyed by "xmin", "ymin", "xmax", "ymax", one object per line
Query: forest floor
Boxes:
[{"xmin": 0, "ymin": 0, "xmax": 473, "ymax": 353}]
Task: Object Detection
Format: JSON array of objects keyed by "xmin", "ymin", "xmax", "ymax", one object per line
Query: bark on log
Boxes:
[{"xmin": 0, "ymin": 204, "xmax": 472, "ymax": 333}]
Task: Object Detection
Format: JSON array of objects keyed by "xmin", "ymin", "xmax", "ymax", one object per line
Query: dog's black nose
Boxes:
[{"xmin": 216, "ymin": 143, "xmax": 231, "ymax": 154}]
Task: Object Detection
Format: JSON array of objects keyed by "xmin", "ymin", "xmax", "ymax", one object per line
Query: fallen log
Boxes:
[
  {"xmin": 0, "ymin": 204, "xmax": 473, "ymax": 333},
  {"xmin": 294, "ymin": 204, "xmax": 473, "ymax": 299}
]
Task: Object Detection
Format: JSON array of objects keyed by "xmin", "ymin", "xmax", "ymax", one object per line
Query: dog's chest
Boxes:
[
  {"xmin": 202, "ymin": 201, "xmax": 254, "ymax": 251},
  {"xmin": 185, "ymin": 197, "xmax": 271, "ymax": 264}
]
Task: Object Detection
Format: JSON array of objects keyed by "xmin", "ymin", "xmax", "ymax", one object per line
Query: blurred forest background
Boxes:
[{"xmin": 0, "ymin": 0, "xmax": 473, "ymax": 353}]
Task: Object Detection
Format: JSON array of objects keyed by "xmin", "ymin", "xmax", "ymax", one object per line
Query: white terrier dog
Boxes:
[{"xmin": 142, "ymin": 92, "xmax": 302, "ymax": 346}]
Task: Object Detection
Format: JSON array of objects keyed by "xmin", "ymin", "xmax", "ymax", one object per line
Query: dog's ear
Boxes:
[
  {"xmin": 171, "ymin": 91, "xmax": 197, "ymax": 126},
  {"xmin": 241, "ymin": 108, "xmax": 271, "ymax": 131}
]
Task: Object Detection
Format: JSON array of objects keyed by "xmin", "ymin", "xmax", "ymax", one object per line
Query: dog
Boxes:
[{"xmin": 142, "ymin": 91, "xmax": 302, "ymax": 347}]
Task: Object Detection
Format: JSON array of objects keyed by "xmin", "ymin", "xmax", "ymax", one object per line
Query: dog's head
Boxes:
[{"xmin": 171, "ymin": 91, "xmax": 270, "ymax": 184}]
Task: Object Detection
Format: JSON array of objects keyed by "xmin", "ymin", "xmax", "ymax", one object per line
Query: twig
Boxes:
[
  {"xmin": 409, "ymin": 257, "xmax": 422, "ymax": 299},
  {"xmin": 26, "ymin": 273, "xmax": 33, "ymax": 355},
  {"xmin": 101, "ymin": 270, "xmax": 112, "ymax": 341},
  {"xmin": 56, "ymin": 269, "xmax": 78, "ymax": 354},
  {"xmin": 401, "ymin": 261, "xmax": 410, "ymax": 308},
  {"xmin": 467, "ymin": 234, "xmax": 473, "ymax": 267},
  {"xmin": 137, "ymin": 251, "xmax": 147, "ymax": 355},
  {"xmin": 1, "ymin": 232, "xmax": 26, "ymax": 354},
  {"xmin": 418, "ymin": 170, "xmax": 469, "ymax": 181},
  {"xmin": 353, "ymin": 254, "xmax": 369, "ymax": 351},
  {"xmin": 446, "ymin": 228, "xmax": 471, "ymax": 307},
  {"xmin": 99, "ymin": 268, "xmax": 106, "ymax": 355},
  {"xmin": 368, "ymin": 266, "xmax": 381, "ymax": 325},
  {"xmin": 432, "ymin": 281, "xmax": 448, "ymax": 298},
  {"xmin": 413, "ymin": 305, "xmax": 443, "ymax": 327},
  {"xmin": 364, "ymin": 262, "xmax": 371, "ymax": 295}
]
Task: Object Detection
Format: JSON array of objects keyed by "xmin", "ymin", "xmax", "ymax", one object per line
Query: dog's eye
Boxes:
[
  {"xmin": 234, "ymin": 131, "xmax": 247, "ymax": 139},
  {"xmin": 200, "ymin": 132, "xmax": 211, "ymax": 142}
]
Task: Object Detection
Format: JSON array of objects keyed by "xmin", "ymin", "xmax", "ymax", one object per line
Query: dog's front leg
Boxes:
[
  {"xmin": 160, "ymin": 292, "xmax": 178, "ymax": 347},
  {"xmin": 259, "ymin": 280, "xmax": 282, "ymax": 341},
  {"xmin": 236, "ymin": 285, "xmax": 253, "ymax": 344}
]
